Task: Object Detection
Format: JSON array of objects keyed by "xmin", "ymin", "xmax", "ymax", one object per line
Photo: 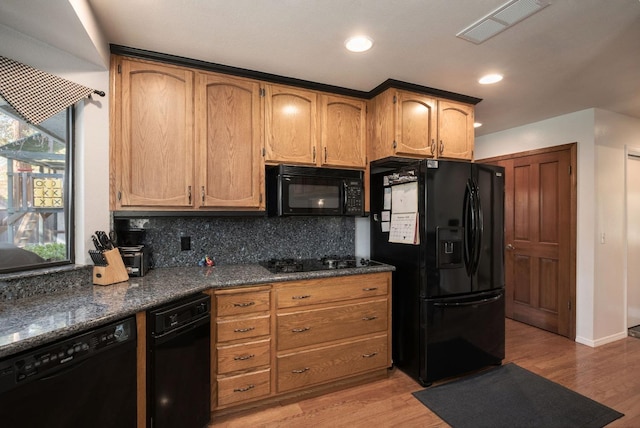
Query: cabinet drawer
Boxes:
[
  {"xmin": 217, "ymin": 368, "xmax": 271, "ymax": 407},
  {"xmin": 217, "ymin": 339, "xmax": 271, "ymax": 374},
  {"xmin": 216, "ymin": 314, "xmax": 270, "ymax": 342},
  {"xmin": 277, "ymin": 299, "xmax": 388, "ymax": 350},
  {"xmin": 277, "ymin": 335, "xmax": 388, "ymax": 393},
  {"xmin": 276, "ymin": 273, "xmax": 389, "ymax": 309},
  {"xmin": 216, "ymin": 290, "xmax": 270, "ymax": 316}
]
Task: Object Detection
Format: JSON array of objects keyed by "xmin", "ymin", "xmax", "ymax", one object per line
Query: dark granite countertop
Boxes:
[{"xmin": 0, "ymin": 263, "xmax": 394, "ymax": 358}]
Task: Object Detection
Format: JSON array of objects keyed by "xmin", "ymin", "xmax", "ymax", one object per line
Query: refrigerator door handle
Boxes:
[
  {"xmin": 472, "ymin": 179, "xmax": 484, "ymax": 275},
  {"xmin": 463, "ymin": 179, "xmax": 475, "ymax": 275},
  {"xmin": 433, "ymin": 294, "xmax": 502, "ymax": 307}
]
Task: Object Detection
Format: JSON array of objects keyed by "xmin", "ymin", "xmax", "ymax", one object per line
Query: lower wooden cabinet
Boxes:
[
  {"xmin": 211, "ymin": 272, "xmax": 392, "ymax": 413},
  {"xmin": 277, "ymin": 334, "xmax": 388, "ymax": 393},
  {"xmin": 217, "ymin": 368, "xmax": 271, "ymax": 407},
  {"xmin": 212, "ymin": 286, "xmax": 272, "ymax": 410}
]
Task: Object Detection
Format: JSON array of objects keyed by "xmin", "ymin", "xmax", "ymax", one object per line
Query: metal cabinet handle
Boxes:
[
  {"xmin": 292, "ymin": 367, "xmax": 310, "ymax": 374},
  {"xmin": 362, "ymin": 287, "xmax": 378, "ymax": 291},
  {"xmin": 430, "ymin": 139, "xmax": 436, "ymax": 155},
  {"xmin": 362, "ymin": 316, "xmax": 378, "ymax": 321},
  {"xmin": 233, "ymin": 327, "xmax": 255, "ymax": 333},
  {"xmin": 439, "ymin": 140, "xmax": 444, "ymax": 154},
  {"xmin": 313, "ymin": 146, "xmax": 316, "ymax": 162},
  {"xmin": 292, "ymin": 295, "xmax": 311, "ymax": 300},
  {"xmin": 233, "ymin": 302, "xmax": 255, "ymax": 307},
  {"xmin": 234, "ymin": 354, "xmax": 255, "ymax": 361},
  {"xmin": 324, "ymin": 147, "xmax": 327, "ymax": 162},
  {"xmin": 188, "ymin": 185, "xmax": 192, "ymax": 205},
  {"xmin": 234, "ymin": 384, "xmax": 255, "ymax": 393},
  {"xmin": 201, "ymin": 186, "xmax": 205, "ymax": 203},
  {"xmin": 291, "ymin": 327, "xmax": 310, "ymax": 333},
  {"xmin": 362, "ymin": 352, "xmax": 378, "ymax": 358}
]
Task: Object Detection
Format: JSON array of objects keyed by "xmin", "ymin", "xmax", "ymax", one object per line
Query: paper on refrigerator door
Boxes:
[{"xmin": 388, "ymin": 181, "xmax": 419, "ymax": 244}]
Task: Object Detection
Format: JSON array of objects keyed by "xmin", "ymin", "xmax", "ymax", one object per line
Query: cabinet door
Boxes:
[
  {"xmin": 116, "ymin": 58, "xmax": 194, "ymax": 207},
  {"xmin": 264, "ymin": 84, "xmax": 317, "ymax": 165},
  {"xmin": 320, "ymin": 95, "xmax": 366, "ymax": 168},
  {"xmin": 437, "ymin": 100, "xmax": 474, "ymax": 160},
  {"xmin": 395, "ymin": 91, "xmax": 437, "ymax": 157},
  {"xmin": 197, "ymin": 73, "xmax": 264, "ymax": 209}
]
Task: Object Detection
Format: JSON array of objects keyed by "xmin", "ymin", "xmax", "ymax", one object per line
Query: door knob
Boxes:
[{"xmin": 506, "ymin": 244, "xmax": 516, "ymax": 251}]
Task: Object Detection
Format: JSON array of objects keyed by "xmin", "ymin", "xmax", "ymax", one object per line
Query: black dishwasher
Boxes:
[
  {"xmin": 147, "ymin": 292, "xmax": 211, "ymax": 428},
  {"xmin": 0, "ymin": 316, "xmax": 137, "ymax": 428}
]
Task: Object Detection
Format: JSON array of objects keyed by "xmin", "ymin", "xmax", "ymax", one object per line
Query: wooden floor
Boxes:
[{"xmin": 210, "ymin": 319, "xmax": 640, "ymax": 427}]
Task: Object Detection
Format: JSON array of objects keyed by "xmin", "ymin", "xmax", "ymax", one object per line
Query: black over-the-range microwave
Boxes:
[{"xmin": 266, "ymin": 165, "xmax": 364, "ymax": 216}]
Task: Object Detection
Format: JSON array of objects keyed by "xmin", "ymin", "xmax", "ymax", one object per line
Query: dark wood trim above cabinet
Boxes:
[
  {"xmin": 110, "ymin": 44, "xmax": 368, "ymax": 99},
  {"xmin": 109, "ymin": 44, "xmax": 482, "ymax": 105},
  {"xmin": 367, "ymin": 79, "xmax": 481, "ymax": 105}
]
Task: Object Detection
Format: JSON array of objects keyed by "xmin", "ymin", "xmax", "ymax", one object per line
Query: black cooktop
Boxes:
[{"xmin": 261, "ymin": 256, "xmax": 380, "ymax": 273}]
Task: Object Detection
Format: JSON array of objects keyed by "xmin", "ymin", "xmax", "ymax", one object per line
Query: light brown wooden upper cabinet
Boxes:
[
  {"xmin": 368, "ymin": 88, "xmax": 475, "ymax": 162},
  {"xmin": 111, "ymin": 57, "xmax": 195, "ymax": 208},
  {"xmin": 264, "ymin": 84, "xmax": 318, "ymax": 166},
  {"xmin": 197, "ymin": 72, "xmax": 264, "ymax": 209},
  {"xmin": 320, "ymin": 94, "xmax": 366, "ymax": 168},
  {"xmin": 437, "ymin": 100, "xmax": 474, "ymax": 160}
]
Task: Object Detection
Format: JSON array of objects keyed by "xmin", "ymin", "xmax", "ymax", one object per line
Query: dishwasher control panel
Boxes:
[
  {"xmin": 148, "ymin": 293, "xmax": 211, "ymax": 337},
  {"xmin": 0, "ymin": 317, "xmax": 136, "ymax": 394}
]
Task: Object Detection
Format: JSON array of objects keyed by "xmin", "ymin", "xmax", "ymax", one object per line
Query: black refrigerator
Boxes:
[{"xmin": 370, "ymin": 157, "xmax": 505, "ymax": 386}]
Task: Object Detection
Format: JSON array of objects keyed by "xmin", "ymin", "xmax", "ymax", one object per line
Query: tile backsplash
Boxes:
[{"xmin": 124, "ymin": 216, "xmax": 356, "ymax": 267}]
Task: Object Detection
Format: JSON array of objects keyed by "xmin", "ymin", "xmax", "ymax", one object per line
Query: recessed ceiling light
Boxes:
[
  {"xmin": 474, "ymin": 122, "xmax": 483, "ymax": 128},
  {"xmin": 479, "ymin": 74, "xmax": 503, "ymax": 84},
  {"xmin": 345, "ymin": 36, "xmax": 373, "ymax": 53}
]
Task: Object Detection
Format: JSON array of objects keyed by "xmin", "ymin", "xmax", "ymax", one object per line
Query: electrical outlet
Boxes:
[{"xmin": 180, "ymin": 236, "xmax": 191, "ymax": 251}]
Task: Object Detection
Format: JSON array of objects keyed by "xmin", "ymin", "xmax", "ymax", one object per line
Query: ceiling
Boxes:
[{"xmin": 2, "ymin": 0, "xmax": 640, "ymax": 136}]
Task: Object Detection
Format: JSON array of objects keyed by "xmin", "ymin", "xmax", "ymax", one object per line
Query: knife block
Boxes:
[{"xmin": 93, "ymin": 248, "xmax": 129, "ymax": 286}]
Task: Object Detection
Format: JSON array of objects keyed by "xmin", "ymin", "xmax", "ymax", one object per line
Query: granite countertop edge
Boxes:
[{"xmin": 0, "ymin": 263, "xmax": 394, "ymax": 358}]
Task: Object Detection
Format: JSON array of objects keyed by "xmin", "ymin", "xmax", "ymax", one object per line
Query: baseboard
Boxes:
[{"xmin": 576, "ymin": 330, "xmax": 628, "ymax": 347}]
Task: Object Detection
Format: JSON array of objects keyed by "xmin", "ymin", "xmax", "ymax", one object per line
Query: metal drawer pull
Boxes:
[
  {"xmin": 291, "ymin": 327, "xmax": 310, "ymax": 333},
  {"xmin": 234, "ymin": 384, "xmax": 255, "ymax": 393},
  {"xmin": 233, "ymin": 302, "xmax": 255, "ymax": 307},
  {"xmin": 362, "ymin": 352, "xmax": 378, "ymax": 358},
  {"xmin": 291, "ymin": 295, "xmax": 311, "ymax": 300},
  {"xmin": 292, "ymin": 367, "xmax": 310, "ymax": 374},
  {"xmin": 362, "ymin": 287, "xmax": 378, "ymax": 291},
  {"xmin": 233, "ymin": 327, "xmax": 255, "ymax": 333},
  {"xmin": 234, "ymin": 354, "xmax": 255, "ymax": 361},
  {"xmin": 362, "ymin": 316, "xmax": 378, "ymax": 321}
]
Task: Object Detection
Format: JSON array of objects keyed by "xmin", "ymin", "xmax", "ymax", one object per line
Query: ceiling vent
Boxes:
[{"xmin": 456, "ymin": 0, "xmax": 551, "ymax": 44}]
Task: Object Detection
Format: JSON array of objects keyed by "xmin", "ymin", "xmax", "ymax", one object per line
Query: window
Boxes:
[{"xmin": 0, "ymin": 97, "xmax": 74, "ymax": 273}]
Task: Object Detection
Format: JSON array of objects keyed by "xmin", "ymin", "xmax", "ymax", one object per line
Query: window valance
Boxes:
[{"xmin": 0, "ymin": 55, "xmax": 104, "ymax": 125}]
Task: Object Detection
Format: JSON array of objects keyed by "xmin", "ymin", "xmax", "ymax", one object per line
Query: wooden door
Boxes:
[
  {"xmin": 437, "ymin": 100, "xmax": 474, "ymax": 160},
  {"xmin": 197, "ymin": 72, "xmax": 264, "ymax": 209},
  {"xmin": 320, "ymin": 94, "xmax": 366, "ymax": 168},
  {"xmin": 115, "ymin": 57, "xmax": 194, "ymax": 208},
  {"xmin": 484, "ymin": 144, "xmax": 576, "ymax": 338},
  {"xmin": 395, "ymin": 91, "xmax": 437, "ymax": 157},
  {"xmin": 264, "ymin": 84, "xmax": 317, "ymax": 165}
]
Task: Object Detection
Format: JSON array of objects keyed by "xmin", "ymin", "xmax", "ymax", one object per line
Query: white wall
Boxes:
[
  {"xmin": 592, "ymin": 110, "xmax": 640, "ymax": 342},
  {"xmin": 627, "ymin": 154, "xmax": 640, "ymax": 328},
  {"xmin": 476, "ymin": 108, "xmax": 640, "ymax": 345}
]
